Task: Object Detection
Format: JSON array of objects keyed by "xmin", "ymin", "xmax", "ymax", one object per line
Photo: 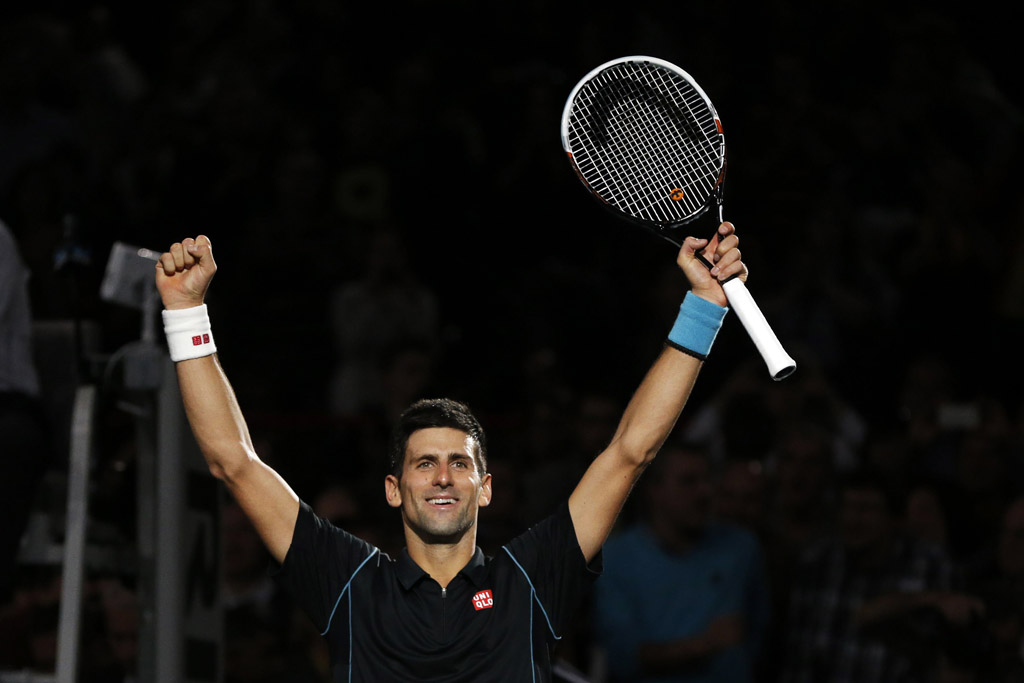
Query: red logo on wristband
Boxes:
[{"xmin": 192, "ymin": 335, "xmax": 202, "ymax": 346}]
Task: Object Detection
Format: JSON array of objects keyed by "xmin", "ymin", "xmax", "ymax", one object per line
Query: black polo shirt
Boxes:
[{"xmin": 272, "ymin": 500, "xmax": 601, "ymax": 682}]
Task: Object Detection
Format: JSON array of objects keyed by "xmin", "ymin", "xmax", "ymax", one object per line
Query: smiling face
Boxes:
[{"xmin": 385, "ymin": 427, "xmax": 492, "ymax": 545}]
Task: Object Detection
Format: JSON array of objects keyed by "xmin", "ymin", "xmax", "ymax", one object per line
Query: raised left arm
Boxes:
[{"xmin": 568, "ymin": 223, "xmax": 745, "ymax": 562}]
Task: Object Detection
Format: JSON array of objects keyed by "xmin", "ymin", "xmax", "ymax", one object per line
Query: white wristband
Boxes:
[{"xmin": 162, "ymin": 304, "xmax": 217, "ymax": 362}]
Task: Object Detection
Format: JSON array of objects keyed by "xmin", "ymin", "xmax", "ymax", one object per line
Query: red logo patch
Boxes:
[
  {"xmin": 192, "ymin": 335, "xmax": 203, "ymax": 346},
  {"xmin": 202, "ymin": 333, "xmax": 210, "ymax": 344},
  {"xmin": 472, "ymin": 589, "xmax": 494, "ymax": 611}
]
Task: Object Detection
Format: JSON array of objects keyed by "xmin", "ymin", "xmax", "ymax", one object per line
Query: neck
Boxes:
[{"xmin": 404, "ymin": 527, "xmax": 478, "ymax": 588}]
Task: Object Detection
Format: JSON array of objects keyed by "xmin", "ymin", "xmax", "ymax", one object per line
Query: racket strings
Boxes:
[
  {"xmin": 593, "ymin": 77, "xmax": 676, "ymax": 220},
  {"xmin": 570, "ymin": 77, "xmax": 651, "ymax": 212},
  {"xmin": 611, "ymin": 65, "xmax": 718, "ymax": 213},
  {"xmin": 566, "ymin": 62, "xmax": 724, "ymax": 226},
  {"xmin": 622, "ymin": 81, "xmax": 713, "ymax": 217},
  {"xmin": 646, "ymin": 67, "xmax": 722, "ymax": 196},
  {"xmin": 609, "ymin": 99, "xmax": 695, "ymax": 221}
]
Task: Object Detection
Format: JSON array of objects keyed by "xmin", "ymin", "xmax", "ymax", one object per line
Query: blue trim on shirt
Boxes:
[
  {"xmin": 321, "ymin": 546, "xmax": 379, "ymax": 637},
  {"xmin": 502, "ymin": 546, "xmax": 561, "ymax": 641},
  {"xmin": 502, "ymin": 544, "xmax": 561, "ymax": 681}
]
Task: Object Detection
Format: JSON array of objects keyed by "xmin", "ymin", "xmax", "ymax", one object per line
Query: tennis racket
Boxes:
[{"xmin": 560, "ymin": 55, "xmax": 796, "ymax": 380}]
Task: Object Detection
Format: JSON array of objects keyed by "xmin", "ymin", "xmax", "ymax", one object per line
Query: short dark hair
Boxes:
[{"xmin": 387, "ymin": 398, "xmax": 488, "ymax": 479}]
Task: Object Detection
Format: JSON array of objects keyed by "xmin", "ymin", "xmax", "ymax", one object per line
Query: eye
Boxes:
[{"xmin": 452, "ymin": 460, "xmax": 469, "ymax": 469}]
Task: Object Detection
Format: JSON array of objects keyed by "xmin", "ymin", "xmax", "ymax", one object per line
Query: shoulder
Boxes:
[
  {"xmin": 501, "ymin": 501, "xmax": 601, "ymax": 578},
  {"xmin": 509, "ymin": 500, "xmax": 578, "ymax": 546},
  {"xmin": 284, "ymin": 501, "xmax": 384, "ymax": 568}
]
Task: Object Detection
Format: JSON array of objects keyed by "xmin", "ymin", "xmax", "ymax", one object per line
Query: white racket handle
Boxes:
[{"xmin": 721, "ymin": 278, "xmax": 796, "ymax": 380}]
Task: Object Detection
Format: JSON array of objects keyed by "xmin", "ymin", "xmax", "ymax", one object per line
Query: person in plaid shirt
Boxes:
[{"xmin": 781, "ymin": 469, "xmax": 985, "ymax": 682}]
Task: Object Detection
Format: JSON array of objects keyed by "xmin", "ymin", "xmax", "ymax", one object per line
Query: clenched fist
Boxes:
[{"xmin": 155, "ymin": 235, "xmax": 217, "ymax": 310}]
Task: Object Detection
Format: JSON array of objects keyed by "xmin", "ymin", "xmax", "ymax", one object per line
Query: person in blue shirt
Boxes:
[{"xmin": 595, "ymin": 442, "xmax": 771, "ymax": 682}]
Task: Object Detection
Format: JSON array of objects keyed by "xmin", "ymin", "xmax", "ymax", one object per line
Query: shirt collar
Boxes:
[{"xmin": 396, "ymin": 546, "xmax": 488, "ymax": 590}]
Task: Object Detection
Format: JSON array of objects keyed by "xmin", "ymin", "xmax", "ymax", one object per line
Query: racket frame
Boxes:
[
  {"xmin": 560, "ymin": 55, "xmax": 726, "ymax": 251},
  {"xmin": 560, "ymin": 56, "xmax": 796, "ymax": 380}
]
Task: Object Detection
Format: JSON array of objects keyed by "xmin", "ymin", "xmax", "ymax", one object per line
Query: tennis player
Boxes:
[{"xmin": 155, "ymin": 223, "xmax": 746, "ymax": 682}]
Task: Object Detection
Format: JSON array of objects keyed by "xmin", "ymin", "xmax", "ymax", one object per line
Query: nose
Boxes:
[{"xmin": 433, "ymin": 463, "xmax": 452, "ymax": 487}]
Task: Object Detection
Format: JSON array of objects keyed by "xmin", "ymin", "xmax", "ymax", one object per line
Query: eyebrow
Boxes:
[{"xmin": 410, "ymin": 452, "xmax": 472, "ymax": 463}]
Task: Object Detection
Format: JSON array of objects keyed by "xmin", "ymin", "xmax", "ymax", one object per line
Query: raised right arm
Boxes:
[{"xmin": 156, "ymin": 236, "xmax": 299, "ymax": 563}]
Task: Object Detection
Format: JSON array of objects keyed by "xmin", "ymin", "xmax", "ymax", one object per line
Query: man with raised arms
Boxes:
[{"xmin": 155, "ymin": 223, "xmax": 746, "ymax": 682}]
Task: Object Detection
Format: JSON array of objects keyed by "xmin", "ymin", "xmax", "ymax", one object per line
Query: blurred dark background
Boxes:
[{"xmin": 2, "ymin": 0, "xmax": 1023, "ymax": 681}]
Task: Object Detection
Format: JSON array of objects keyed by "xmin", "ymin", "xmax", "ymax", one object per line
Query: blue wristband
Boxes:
[{"xmin": 666, "ymin": 292, "xmax": 728, "ymax": 360}]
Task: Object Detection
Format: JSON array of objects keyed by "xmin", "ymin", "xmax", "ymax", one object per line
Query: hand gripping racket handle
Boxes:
[{"xmin": 721, "ymin": 278, "xmax": 796, "ymax": 380}]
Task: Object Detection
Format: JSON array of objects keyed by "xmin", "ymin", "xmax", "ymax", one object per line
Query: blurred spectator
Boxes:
[
  {"xmin": 595, "ymin": 443, "xmax": 770, "ymax": 682},
  {"xmin": 0, "ymin": 565, "xmax": 62, "ymax": 671},
  {"xmin": 766, "ymin": 420, "xmax": 838, "ymax": 566},
  {"xmin": 952, "ymin": 428, "xmax": 1020, "ymax": 557},
  {"xmin": 222, "ymin": 499, "xmax": 318, "ymax": 682},
  {"xmin": 714, "ymin": 458, "xmax": 769, "ymax": 536},
  {"xmin": 682, "ymin": 360, "xmax": 779, "ymax": 466},
  {"xmin": 781, "ymin": 469, "xmax": 984, "ymax": 682},
  {"xmin": 101, "ymin": 582, "xmax": 139, "ymax": 682},
  {"xmin": 79, "ymin": 578, "xmax": 140, "ymax": 683},
  {"xmin": 683, "ymin": 352, "xmax": 865, "ymax": 474},
  {"xmin": 521, "ymin": 388, "xmax": 621, "ymax": 524},
  {"xmin": 0, "ymin": 17, "xmax": 80, "ymax": 197},
  {"xmin": 223, "ymin": 603, "xmax": 289, "ymax": 683},
  {"xmin": 327, "ymin": 225, "xmax": 439, "ymax": 418},
  {"xmin": 0, "ymin": 218, "xmax": 51, "ymax": 606},
  {"xmin": 903, "ymin": 479, "xmax": 954, "ymax": 552},
  {"xmin": 223, "ymin": 500, "xmax": 284, "ymax": 617},
  {"xmin": 963, "ymin": 496, "xmax": 1024, "ymax": 683}
]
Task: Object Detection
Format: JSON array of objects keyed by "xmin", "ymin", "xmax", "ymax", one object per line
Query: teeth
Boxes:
[{"xmin": 429, "ymin": 498, "xmax": 456, "ymax": 505}]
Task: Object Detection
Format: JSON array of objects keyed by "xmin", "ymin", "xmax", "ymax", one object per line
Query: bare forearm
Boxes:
[
  {"xmin": 608, "ymin": 345, "xmax": 702, "ymax": 466},
  {"xmin": 175, "ymin": 354, "xmax": 257, "ymax": 480}
]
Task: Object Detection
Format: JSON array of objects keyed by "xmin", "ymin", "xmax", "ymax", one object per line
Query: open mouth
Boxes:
[{"xmin": 427, "ymin": 497, "xmax": 458, "ymax": 507}]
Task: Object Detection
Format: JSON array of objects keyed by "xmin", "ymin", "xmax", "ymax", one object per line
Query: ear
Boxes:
[
  {"xmin": 477, "ymin": 473, "xmax": 493, "ymax": 508},
  {"xmin": 385, "ymin": 474, "xmax": 402, "ymax": 508}
]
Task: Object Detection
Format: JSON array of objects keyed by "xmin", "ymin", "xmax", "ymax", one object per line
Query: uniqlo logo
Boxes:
[
  {"xmin": 192, "ymin": 335, "xmax": 203, "ymax": 346},
  {"xmin": 202, "ymin": 333, "xmax": 210, "ymax": 344},
  {"xmin": 472, "ymin": 590, "xmax": 493, "ymax": 611}
]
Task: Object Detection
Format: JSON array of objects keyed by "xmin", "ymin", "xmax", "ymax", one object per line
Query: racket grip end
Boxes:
[
  {"xmin": 771, "ymin": 360, "xmax": 798, "ymax": 382},
  {"xmin": 721, "ymin": 278, "xmax": 796, "ymax": 381}
]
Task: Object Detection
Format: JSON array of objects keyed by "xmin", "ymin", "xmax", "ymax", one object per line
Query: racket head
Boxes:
[{"xmin": 560, "ymin": 56, "xmax": 726, "ymax": 245}]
